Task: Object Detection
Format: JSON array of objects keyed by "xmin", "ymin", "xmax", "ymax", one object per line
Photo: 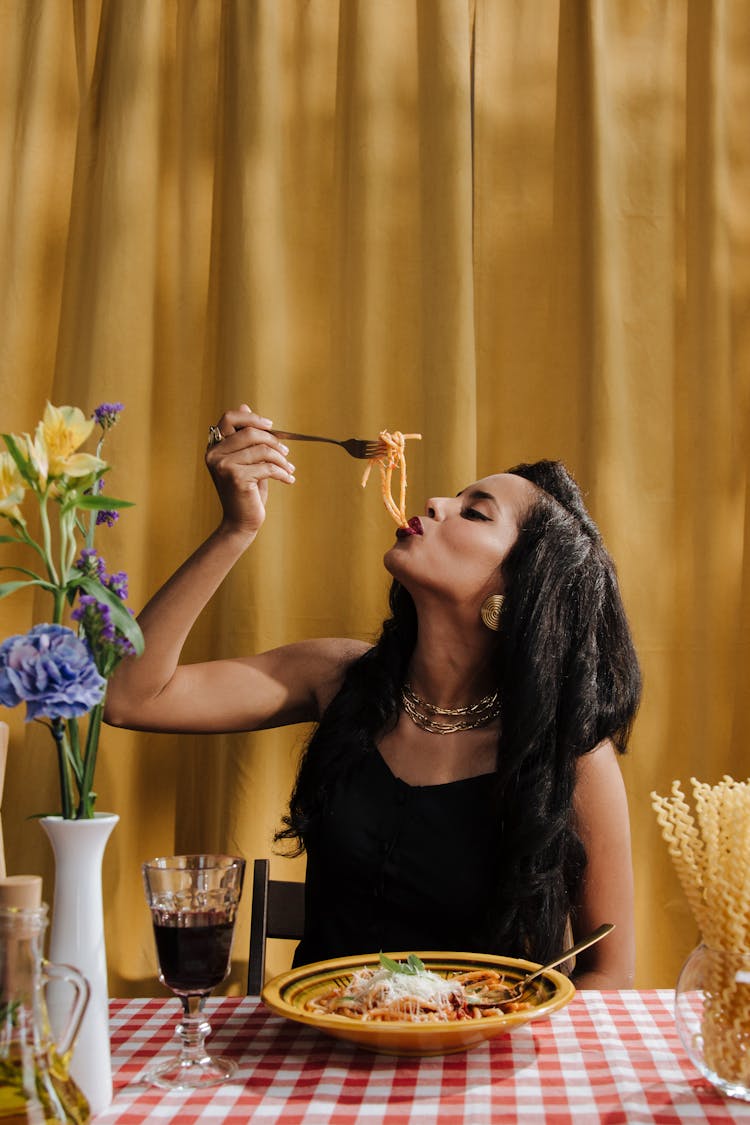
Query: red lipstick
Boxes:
[{"xmin": 396, "ymin": 516, "xmax": 423, "ymax": 539}]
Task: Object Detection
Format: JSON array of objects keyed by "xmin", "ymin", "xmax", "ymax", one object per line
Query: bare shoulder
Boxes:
[
  {"xmin": 571, "ymin": 740, "xmax": 635, "ymax": 987},
  {"xmin": 314, "ymin": 637, "xmax": 371, "ymax": 710},
  {"xmin": 574, "ymin": 741, "xmax": 631, "ymax": 843},
  {"xmin": 281, "ymin": 635, "xmax": 370, "ymax": 671},
  {"xmin": 253, "ymin": 635, "xmax": 371, "ymax": 718},
  {"xmin": 575, "ymin": 740, "xmax": 625, "ymax": 793}
]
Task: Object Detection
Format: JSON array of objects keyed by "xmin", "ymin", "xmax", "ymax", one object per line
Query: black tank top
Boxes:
[{"xmin": 293, "ymin": 748, "xmax": 497, "ymax": 967}]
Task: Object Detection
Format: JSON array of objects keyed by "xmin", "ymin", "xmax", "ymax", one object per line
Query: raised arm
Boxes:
[
  {"xmin": 104, "ymin": 405, "xmax": 367, "ymax": 734},
  {"xmin": 569, "ymin": 741, "xmax": 636, "ymax": 989}
]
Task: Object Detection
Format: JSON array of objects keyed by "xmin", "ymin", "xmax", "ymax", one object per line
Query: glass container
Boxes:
[
  {"xmin": 0, "ymin": 899, "xmax": 90, "ymax": 1123},
  {"xmin": 675, "ymin": 943, "xmax": 750, "ymax": 1102}
]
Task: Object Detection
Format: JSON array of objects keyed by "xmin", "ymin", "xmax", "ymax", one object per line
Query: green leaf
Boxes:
[
  {"xmin": 70, "ymin": 494, "xmax": 134, "ymax": 512},
  {"xmin": 0, "ymin": 535, "xmax": 23, "ymax": 544},
  {"xmin": 72, "ymin": 575, "xmax": 145, "ymax": 656},
  {"xmin": 0, "ymin": 578, "xmax": 58, "ymax": 600},
  {"xmin": 378, "ymin": 952, "xmax": 424, "ymax": 975},
  {"xmin": 378, "ymin": 952, "xmax": 404, "ymax": 974},
  {"xmin": 1, "ymin": 434, "xmax": 36, "ymax": 486},
  {"xmin": 0, "ymin": 565, "xmax": 45, "ymax": 581}
]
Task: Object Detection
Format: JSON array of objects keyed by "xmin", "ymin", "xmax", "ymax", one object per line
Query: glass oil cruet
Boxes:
[{"xmin": 0, "ymin": 875, "xmax": 91, "ymax": 1124}]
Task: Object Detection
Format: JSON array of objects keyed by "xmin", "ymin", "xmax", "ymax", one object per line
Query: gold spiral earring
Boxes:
[{"xmin": 480, "ymin": 594, "xmax": 505, "ymax": 631}]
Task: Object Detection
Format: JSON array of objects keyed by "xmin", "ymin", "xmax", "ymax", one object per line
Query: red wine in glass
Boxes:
[
  {"xmin": 153, "ymin": 909, "xmax": 235, "ymax": 993},
  {"xmin": 142, "ymin": 855, "xmax": 246, "ymax": 1090}
]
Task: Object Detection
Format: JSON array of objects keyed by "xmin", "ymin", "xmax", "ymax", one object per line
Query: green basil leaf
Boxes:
[{"xmin": 378, "ymin": 952, "xmax": 404, "ymax": 974}]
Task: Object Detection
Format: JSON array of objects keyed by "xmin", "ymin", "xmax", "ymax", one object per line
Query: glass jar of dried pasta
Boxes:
[{"xmin": 675, "ymin": 943, "xmax": 750, "ymax": 1101}]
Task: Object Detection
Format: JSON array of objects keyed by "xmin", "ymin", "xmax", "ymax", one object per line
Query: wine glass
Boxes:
[{"xmin": 142, "ymin": 854, "xmax": 246, "ymax": 1089}]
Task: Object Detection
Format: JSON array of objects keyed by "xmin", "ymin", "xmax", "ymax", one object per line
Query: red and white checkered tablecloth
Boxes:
[{"xmin": 94, "ymin": 991, "xmax": 750, "ymax": 1124}]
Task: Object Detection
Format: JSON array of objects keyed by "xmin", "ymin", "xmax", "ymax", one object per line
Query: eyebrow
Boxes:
[{"xmin": 456, "ymin": 488, "xmax": 499, "ymax": 508}]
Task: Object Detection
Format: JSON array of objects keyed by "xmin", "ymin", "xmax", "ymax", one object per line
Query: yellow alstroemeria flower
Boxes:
[
  {"xmin": 0, "ymin": 451, "xmax": 26, "ymax": 522},
  {"xmin": 31, "ymin": 403, "xmax": 107, "ymax": 487}
]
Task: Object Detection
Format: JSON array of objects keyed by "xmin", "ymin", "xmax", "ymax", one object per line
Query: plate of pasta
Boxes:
[{"xmin": 261, "ymin": 950, "xmax": 575, "ymax": 1056}]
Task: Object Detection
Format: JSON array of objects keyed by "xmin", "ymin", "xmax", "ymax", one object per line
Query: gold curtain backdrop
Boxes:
[{"xmin": 0, "ymin": 0, "xmax": 748, "ymax": 993}]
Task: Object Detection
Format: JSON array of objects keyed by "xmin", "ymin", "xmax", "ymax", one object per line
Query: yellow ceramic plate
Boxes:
[{"xmin": 262, "ymin": 950, "xmax": 575, "ymax": 1056}]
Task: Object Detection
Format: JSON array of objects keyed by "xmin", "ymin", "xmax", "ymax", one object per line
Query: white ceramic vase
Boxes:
[{"xmin": 40, "ymin": 812, "xmax": 119, "ymax": 1116}]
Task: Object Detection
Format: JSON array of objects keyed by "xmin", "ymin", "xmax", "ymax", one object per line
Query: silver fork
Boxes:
[{"xmin": 270, "ymin": 429, "xmax": 386, "ymax": 460}]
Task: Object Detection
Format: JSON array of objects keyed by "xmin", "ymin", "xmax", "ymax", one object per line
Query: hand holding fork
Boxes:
[{"xmin": 208, "ymin": 413, "xmax": 386, "ymax": 460}]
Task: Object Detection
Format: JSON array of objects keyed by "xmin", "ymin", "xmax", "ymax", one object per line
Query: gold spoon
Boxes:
[
  {"xmin": 467, "ymin": 922, "xmax": 616, "ymax": 1006},
  {"xmin": 505, "ymin": 921, "xmax": 615, "ymax": 1000}
]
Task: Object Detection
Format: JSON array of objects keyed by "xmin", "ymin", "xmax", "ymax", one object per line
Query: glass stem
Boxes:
[{"xmin": 176, "ymin": 994, "xmax": 212, "ymax": 1064}]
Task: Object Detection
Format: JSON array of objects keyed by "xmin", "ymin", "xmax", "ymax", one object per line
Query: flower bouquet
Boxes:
[{"xmin": 0, "ymin": 403, "xmax": 143, "ymax": 819}]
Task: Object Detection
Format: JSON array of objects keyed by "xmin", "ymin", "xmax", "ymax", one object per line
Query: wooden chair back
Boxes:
[{"xmin": 247, "ymin": 858, "xmax": 305, "ymax": 995}]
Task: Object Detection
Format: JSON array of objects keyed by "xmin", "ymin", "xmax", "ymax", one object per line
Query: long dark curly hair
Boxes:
[{"xmin": 275, "ymin": 460, "xmax": 641, "ymax": 963}]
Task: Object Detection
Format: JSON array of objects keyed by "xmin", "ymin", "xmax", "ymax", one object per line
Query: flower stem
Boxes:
[
  {"xmin": 16, "ymin": 524, "xmax": 49, "ymax": 566},
  {"xmin": 51, "ymin": 719, "xmax": 74, "ymax": 820},
  {"xmin": 61, "ymin": 508, "xmax": 75, "ymax": 581},
  {"xmin": 77, "ymin": 701, "xmax": 104, "ymax": 819},
  {"xmin": 85, "ymin": 438, "xmax": 106, "ymax": 551},
  {"xmin": 66, "ymin": 719, "xmax": 85, "ymax": 789},
  {"xmin": 38, "ymin": 492, "xmax": 60, "ymax": 587}
]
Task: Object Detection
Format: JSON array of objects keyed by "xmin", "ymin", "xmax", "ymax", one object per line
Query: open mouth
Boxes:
[{"xmin": 396, "ymin": 516, "xmax": 424, "ymax": 539}]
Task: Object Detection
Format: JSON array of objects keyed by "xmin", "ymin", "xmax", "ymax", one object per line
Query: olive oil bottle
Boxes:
[{"xmin": 0, "ymin": 877, "xmax": 90, "ymax": 1123}]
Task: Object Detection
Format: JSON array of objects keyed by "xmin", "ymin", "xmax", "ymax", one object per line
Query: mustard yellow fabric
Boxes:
[{"xmin": 1, "ymin": 0, "xmax": 748, "ymax": 993}]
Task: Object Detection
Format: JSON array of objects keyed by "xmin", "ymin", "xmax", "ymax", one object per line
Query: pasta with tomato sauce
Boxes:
[{"xmin": 305, "ymin": 954, "xmax": 534, "ymax": 1024}]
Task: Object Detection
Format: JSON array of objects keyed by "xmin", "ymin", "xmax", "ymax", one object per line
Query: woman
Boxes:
[{"xmin": 105, "ymin": 405, "xmax": 641, "ymax": 988}]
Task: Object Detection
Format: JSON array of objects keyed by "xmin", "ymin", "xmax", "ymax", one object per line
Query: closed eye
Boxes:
[{"xmin": 461, "ymin": 507, "xmax": 490, "ymax": 521}]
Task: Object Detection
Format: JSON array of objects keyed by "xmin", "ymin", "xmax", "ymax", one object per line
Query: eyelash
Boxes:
[{"xmin": 461, "ymin": 508, "xmax": 490, "ymax": 522}]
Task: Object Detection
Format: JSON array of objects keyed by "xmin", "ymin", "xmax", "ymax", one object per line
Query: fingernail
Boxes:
[
  {"xmin": 280, "ymin": 444, "xmax": 289, "ymax": 455},
  {"xmin": 288, "ymin": 474, "xmax": 296, "ymax": 483},
  {"xmin": 260, "ymin": 416, "xmax": 273, "ymax": 426},
  {"xmin": 287, "ymin": 462, "xmax": 296, "ymax": 473}
]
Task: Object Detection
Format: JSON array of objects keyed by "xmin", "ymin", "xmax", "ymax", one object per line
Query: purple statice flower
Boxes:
[
  {"xmin": 107, "ymin": 571, "xmax": 128, "ymax": 600},
  {"xmin": 0, "ymin": 624, "xmax": 106, "ymax": 720},
  {"xmin": 74, "ymin": 547, "xmax": 107, "ymax": 582},
  {"xmin": 96, "ymin": 509, "xmax": 119, "ymax": 527},
  {"xmin": 114, "ymin": 634, "xmax": 136, "ymax": 658},
  {"xmin": 72, "ymin": 595, "xmax": 116, "ymax": 642},
  {"xmin": 72, "ymin": 594, "xmax": 135, "ymax": 671},
  {"xmin": 92, "ymin": 402, "xmax": 124, "ymax": 430}
]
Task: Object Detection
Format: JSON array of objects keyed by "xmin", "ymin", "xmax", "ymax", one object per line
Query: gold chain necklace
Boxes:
[{"xmin": 401, "ymin": 681, "xmax": 501, "ymax": 735}]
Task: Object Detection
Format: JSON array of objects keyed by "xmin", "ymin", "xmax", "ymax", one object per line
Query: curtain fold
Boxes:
[{"xmin": 0, "ymin": 0, "xmax": 748, "ymax": 991}]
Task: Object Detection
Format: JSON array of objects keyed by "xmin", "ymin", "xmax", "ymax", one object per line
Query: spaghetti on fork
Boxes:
[{"xmin": 361, "ymin": 430, "xmax": 422, "ymax": 527}]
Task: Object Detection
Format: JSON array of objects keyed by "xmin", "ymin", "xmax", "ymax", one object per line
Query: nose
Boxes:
[{"xmin": 424, "ymin": 496, "xmax": 449, "ymax": 520}]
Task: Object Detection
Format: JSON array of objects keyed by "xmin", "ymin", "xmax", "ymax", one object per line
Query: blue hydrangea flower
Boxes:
[{"xmin": 0, "ymin": 623, "xmax": 106, "ymax": 720}]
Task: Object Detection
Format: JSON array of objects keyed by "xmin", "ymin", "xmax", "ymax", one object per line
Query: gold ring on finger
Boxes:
[{"xmin": 207, "ymin": 423, "xmax": 224, "ymax": 449}]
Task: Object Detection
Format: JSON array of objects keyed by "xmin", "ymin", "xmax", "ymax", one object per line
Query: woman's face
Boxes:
[{"xmin": 384, "ymin": 472, "xmax": 539, "ymax": 607}]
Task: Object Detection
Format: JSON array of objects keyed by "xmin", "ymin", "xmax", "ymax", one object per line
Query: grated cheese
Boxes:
[{"xmin": 346, "ymin": 966, "xmax": 463, "ymax": 1016}]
